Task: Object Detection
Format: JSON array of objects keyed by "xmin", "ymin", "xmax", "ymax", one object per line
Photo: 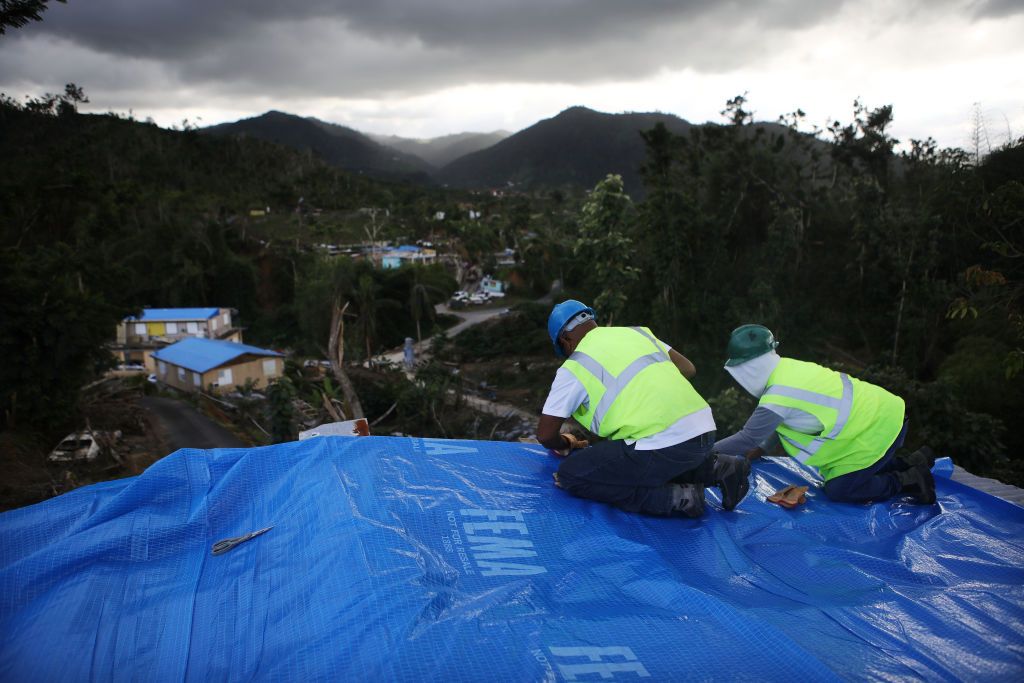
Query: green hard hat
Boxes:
[{"xmin": 725, "ymin": 324, "xmax": 779, "ymax": 366}]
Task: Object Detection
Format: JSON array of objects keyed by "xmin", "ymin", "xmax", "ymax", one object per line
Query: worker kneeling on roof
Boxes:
[
  {"xmin": 536, "ymin": 300, "xmax": 751, "ymax": 517},
  {"xmin": 714, "ymin": 324, "xmax": 937, "ymax": 505}
]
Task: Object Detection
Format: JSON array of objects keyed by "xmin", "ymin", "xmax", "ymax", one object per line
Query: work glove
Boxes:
[
  {"xmin": 767, "ymin": 485, "xmax": 808, "ymax": 508},
  {"xmin": 553, "ymin": 433, "xmax": 589, "ymax": 457}
]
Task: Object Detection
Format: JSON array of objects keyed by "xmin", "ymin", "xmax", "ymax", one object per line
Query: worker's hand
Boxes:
[
  {"xmin": 745, "ymin": 447, "xmax": 764, "ymax": 462},
  {"xmin": 553, "ymin": 433, "xmax": 589, "ymax": 457}
]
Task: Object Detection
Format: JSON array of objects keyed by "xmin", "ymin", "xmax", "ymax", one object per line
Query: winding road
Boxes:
[
  {"xmin": 378, "ymin": 301, "xmax": 540, "ymax": 430},
  {"xmin": 378, "ymin": 302, "xmax": 508, "ymax": 366},
  {"xmin": 141, "ymin": 396, "xmax": 246, "ymax": 451}
]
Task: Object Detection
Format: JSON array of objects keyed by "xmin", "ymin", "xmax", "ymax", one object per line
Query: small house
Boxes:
[
  {"xmin": 480, "ymin": 276, "xmax": 507, "ymax": 297},
  {"xmin": 151, "ymin": 338, "xmax": 284, "ymax": 393},
  {"xmin": 380, "ymin": 245, "xmax": 437, "ymax": 269},
  {"xmin": 114, "ymin": 307, "xmax": 242, "ymax": 369}
]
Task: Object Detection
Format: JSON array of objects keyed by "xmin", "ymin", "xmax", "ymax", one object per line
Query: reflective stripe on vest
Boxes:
[
  {"xmin": 568, "ymin": 326, "xmax": 671, "ymax": 434},
  {"xmin": 770, "ymin": 373, "xmax": 853, "ymax": 463}
]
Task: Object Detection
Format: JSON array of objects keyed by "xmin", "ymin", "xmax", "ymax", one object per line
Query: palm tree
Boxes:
[
  {"xmin": 353, "ymin": 274, "xmax": 401, "ymax": 365},
  {"xmin": 408, "ymin": 265, "xmax": 443, "ymax": 343}
]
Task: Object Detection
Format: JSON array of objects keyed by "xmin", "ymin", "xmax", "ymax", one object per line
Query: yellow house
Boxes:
[
  {"xmin": 114, "ymin": 307, "xmax": 243, "ymax": 368},
  {"xmin": 151, "ymin": 338, "xmax": 284, "ymax": 393}
]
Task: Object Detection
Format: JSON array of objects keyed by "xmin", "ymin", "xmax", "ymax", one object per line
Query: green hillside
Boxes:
[
  {"xmin": 204, "ymin": 110, "xmax": 435, "ymax": 183},
  {"xmin": 0, "ymin": 94, "xmax": 458, "ymax": 434},
  {"xmin": 437, "ymin": 106, "xmax": 695, "ymax": 195},
  {"xmin": 3, "ymin": 89, "xmax": 1022, "ymax": 492}
]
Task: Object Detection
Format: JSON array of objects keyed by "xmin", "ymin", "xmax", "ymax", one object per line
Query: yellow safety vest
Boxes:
[
  {"xmin": 760, "ymin": 358, "xmax": 905, "ymax": 480},
  {"xmin": 562, "ymin": 327, "xmax": 709, "ymax": 441}
]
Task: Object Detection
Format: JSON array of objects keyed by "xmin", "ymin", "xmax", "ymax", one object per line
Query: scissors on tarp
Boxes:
[{"xmin": 211, "ymin": 526, "xmax": 273, "ymax": 556}]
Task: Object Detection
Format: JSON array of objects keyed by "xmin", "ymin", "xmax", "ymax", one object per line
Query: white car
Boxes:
[
  {"xmin": 115, "ymin": 363, "xmax": 145, "ymax": 371},
  {"xmin": 49, "ymin": 430, "xmax": 123, "ymax": 462},
  {"xmin": 48, "ymin": 432, "xmax": 101, "ymax": 462}
]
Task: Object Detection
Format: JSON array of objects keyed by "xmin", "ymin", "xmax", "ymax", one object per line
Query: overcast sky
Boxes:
[{"xmin": 2, "ymin": 0, "xmax": 1022, "ymax": 150}]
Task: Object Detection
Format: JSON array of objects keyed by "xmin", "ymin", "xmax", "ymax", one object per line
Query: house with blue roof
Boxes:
[
  {"xmin": 113, "ymin": 307, "xmax": 242, "ymax": 368},
  {"xmin": 381, "ymin": 244, "xmax": 437, "ymax": 269},
  {"xmin": 151, "ymin": 337, "xmax": 283, "ymax": 393}
]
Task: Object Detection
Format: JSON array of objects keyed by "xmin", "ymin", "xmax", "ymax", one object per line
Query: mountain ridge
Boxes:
[
  {"xmin": 436, "ymin": 106, "xmax": 695, "ymax": 195},
  {"xmin": 368, "ymin": 130, "xmax": 510, "ymax": 168},
  {"xmin": 201, "ymin": 106, "xmax": 806, "ymax": 195},
  {"xmin": 202, "ymin": 111, "xmax": 434, "ymax": 183}
]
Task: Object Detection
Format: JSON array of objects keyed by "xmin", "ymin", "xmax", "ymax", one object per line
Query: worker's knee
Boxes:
[
  {"xmin": 822, "ymin": 479, "xmax": 850, "ymax": 502},
  {"xmin": 822, "ymin": 475, "xmax": 867, "ymax": 503}
]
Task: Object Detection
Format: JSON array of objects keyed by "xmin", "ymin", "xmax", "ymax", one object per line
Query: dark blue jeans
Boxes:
[
  {"xmin": 823, "ymin": 420, "xmax": 908, "ymax": 503},
  {"xmin": 556, "ymin": 431, "xmax": 716, "ymax": 516}
]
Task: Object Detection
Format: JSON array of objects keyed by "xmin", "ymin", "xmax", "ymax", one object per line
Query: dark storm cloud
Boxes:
[
  {"xmin": 971, "ymin": 0, "xmax": 1024, "ymax": 18},
  {"xmin": 1, "ymin": 0, "xmax": 851, "ymax": 98},
  {"xmin": 21, "ymin": 1, "xmax": 843, "ymax": 58}
]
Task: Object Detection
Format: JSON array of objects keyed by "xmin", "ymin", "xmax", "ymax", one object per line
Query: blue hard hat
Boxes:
[{"xmin": 547, "ymin": 300, "xmax": 596, "ymax": 357}]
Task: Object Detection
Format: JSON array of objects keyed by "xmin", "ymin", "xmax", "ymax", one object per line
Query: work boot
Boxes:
[
  {"xmin": 712, "ymin": 453, "xmax": 751, "ymax": 511},
  {"xmin": 897, "ymin": 465, "xmax": 936, "ymax": 505},
  {"xmin": 671, "ymin": 484, "xmax": 705, "ymax": 518},
  {"xmin": 896, "ymin": 446, "xmax": 936, "ymax": 472}
]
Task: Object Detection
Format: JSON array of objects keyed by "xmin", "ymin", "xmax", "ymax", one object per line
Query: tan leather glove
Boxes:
[
  {"xmin": 767, "ymin": 485, "xmax": 808, "ymax": 508},
  {"xmin": 553, "ymin": 433, "xmax": 589, "ymax": 457}
]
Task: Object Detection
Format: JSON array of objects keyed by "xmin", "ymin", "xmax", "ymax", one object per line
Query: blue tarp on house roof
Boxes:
[
  {"xmin": 396, "ymin": 244, "xmax": 421, "ymax": 252},
  {"xmin": 151, "ymin": 337, "xmax": 282, "ymax": 373},
  {"xmin": 125, "ymin": 307, "xmax": 221, "ymax": 322},
  {"xmin": 1, "ymin": 437, "xmax": 1023, "ymax": 681}
]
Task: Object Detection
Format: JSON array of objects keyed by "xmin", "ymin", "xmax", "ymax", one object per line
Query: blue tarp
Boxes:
[{"xmin": 2, "ymin": 437, "xmax": 1023, "ymax": 681}]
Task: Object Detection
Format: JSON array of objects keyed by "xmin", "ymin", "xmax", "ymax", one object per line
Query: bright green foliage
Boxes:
[{"xmin": 574, "ymin": 174, "xmax": 639, "ymax": 324}]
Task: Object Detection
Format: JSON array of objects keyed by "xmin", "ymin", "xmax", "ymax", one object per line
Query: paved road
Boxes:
[
  {"xmin": 141, "ymin": 396, "xmax": 245, "ymax": 451},
  {"xmin": 380, "ymin": 302, "xmax": 508, "ymax": 366}
]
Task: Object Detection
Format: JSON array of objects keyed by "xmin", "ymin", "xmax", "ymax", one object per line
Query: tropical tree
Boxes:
[
  {"xmin": 266, "ymin": 377, "xmax": 296, "ymax": 443},
  {"xmin": 352, "ymin": 273, "xmax": 401, "ymax": 364},
  {"xmin": 573, "ymin": 174, "xmax": 639, "ymax": 325},
  {"xmin": 0, "ymin": 0, "xmax": 65, "ymax": 35},
  {"xmin": 407, "ymin": 265, "xmax": 443, "ymax": 343}
]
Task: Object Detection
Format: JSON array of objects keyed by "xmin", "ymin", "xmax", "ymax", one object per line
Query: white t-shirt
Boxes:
[{"xmin": 541, "ymin": 350, "xmax": 716, "ymax": 451}]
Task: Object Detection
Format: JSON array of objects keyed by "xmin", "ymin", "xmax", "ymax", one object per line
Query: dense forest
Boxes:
[
  {"xmin": 1, "ymin": 86, "xmax": 1022, "ymax": 488},
  {"xmin": 559, "ymin": 97, "xmax": 1024, "ymax": 481}
]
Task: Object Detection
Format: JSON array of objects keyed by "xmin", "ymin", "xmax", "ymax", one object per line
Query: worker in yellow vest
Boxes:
[
  {"xmin": 714, "ymin": 324, "xmax": 936, "ymax": 504},
  {"xmin": 536, "ymin": 300, "xmax": 752, "ymax": 517}
]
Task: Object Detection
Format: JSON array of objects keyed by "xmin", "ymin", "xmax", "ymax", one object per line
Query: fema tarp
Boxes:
[{"xmin": 2, "ymin": 437, "xmax": 1023, "ymax": 681}]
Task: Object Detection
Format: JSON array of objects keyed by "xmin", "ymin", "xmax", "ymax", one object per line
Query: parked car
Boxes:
[
  {"xmin": 146, "ymin": 373, "xmax": 158, "ymax": 384},
  {"xmin": 49, "ymin": 432, "xmax": 100, "ymax": 462},
  {"xmin": 115, "ymin": 363, "xmax": 145, "ymax": 371},
  {"xmin": 49, "ymin": 430, "xmax": 124, "ymax": 462}
]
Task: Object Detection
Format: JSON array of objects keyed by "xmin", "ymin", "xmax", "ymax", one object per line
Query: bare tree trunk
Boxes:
[
  {"xmin": 891, "ymin": 244, "xmax": 916, "ymax": 367},
  {"xmin": 329, "ymin": 299, "xmax": 365, "ymax": 419},
  {"xmin": 892, "ymin": 276, "xmax": 908, "ymax": 366},
  {"xmin": 320, "ymin": 391, "xmax": 345, "ymax": 422}
]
